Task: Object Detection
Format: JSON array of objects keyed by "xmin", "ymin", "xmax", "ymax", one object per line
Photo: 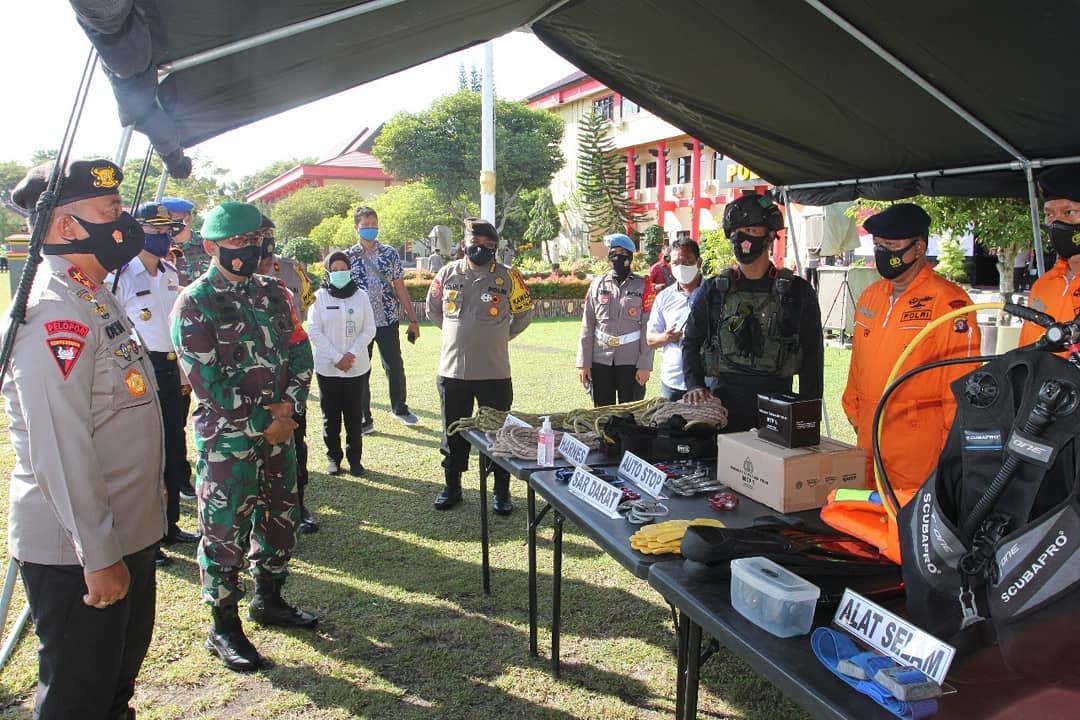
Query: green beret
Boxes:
[{"xmin": 201, "ymin": 202, "xmax": 263, "ymax": 241}]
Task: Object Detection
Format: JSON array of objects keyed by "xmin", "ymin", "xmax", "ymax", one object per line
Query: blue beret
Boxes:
[
  {"xmin": 201, "ymin": 202, "xmax": 263, "ymax": 241},
  {"xmin": 605, "ymin": 233, "xmax": 636, "ymax": 253},
  {"xmin": 159, "ymin": 196, "xmax": 194, "ymax": 213},
  {"xmin": 863, "ymin": 203, "xmax": 931, "ymax": 240},
  {"xmin": 1039, "ymin": 165, "xmax": 1080, "ymax": 202}
]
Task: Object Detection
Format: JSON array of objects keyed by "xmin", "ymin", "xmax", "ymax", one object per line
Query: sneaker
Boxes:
[
  {"xmin": 360, "ymin": 422, "xmax": 375, "ymax": 436},
  {"xmin": 154, "ymin": 548, "xmax": 172, "ymax": 568},
  {"xmin": 325, "ymin": 458, "xmax": 341, "ymax": 475},
  {"xmin": 393, "ymin": 411, "xmax": 419, "ymax": 426}
]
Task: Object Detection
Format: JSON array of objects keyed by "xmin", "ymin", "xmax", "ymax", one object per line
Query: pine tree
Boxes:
[
  {"xmin": 524, "ymin": 189, "xmax": 562, "ymax": 264},
  {"xmin": 934, "ymin": 236, "xmax": 968, "ymax": 283},
  {"xmin": 576, "ymin": 111, "xmax": 645, "ymax": 241}
]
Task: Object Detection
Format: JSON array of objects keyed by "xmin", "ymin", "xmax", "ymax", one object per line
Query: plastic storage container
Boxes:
[{"xmin": 730, "ymin": 556, "xmax": 821, "ymax": 638}]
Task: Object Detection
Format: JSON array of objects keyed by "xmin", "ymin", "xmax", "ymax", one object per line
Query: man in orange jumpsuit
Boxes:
[
  {"xmin": 1019, "ymin": 165, "xmax": 1080, "ymax": 348},
  {"xmin": 843, "ymin": 204, "xmax": 981, "ymax": 490},
  {"xmin": 828, "ymin": 204, "xmax": 981, "ymax": 561}
]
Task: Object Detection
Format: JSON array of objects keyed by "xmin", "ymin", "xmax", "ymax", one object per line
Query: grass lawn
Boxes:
[{"xmin": 0, "ymin": 312, "xmax": 853, "ymax": 720}]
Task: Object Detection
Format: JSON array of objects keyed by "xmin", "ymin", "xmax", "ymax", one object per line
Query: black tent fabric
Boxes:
[{"xmin": 79, "ymin": 0, "xmax": 1080, "ymax": 201}]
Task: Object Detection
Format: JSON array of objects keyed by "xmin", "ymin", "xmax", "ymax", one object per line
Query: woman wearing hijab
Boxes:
[{"xmin": 307, "ymin": 251, "xmax": 376, "ymax": 478}]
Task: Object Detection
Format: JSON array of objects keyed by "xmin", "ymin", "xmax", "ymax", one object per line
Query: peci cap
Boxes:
[
  {"xmin": 1038, "ymin": 165, "xmax": 1080, "ymax": 203},
  {"xmin": 863, "ymin": 203, "xmax": 931, "ymax": 240},
  {"xmin": 464, "ymin": 217, "xmax": 498, "ymax": 242},
  {"xmin": 11, "ymin": 159, "xmax": 123, "ymax": 211},
  {"xmin": 605, "ymin": 233, "xmax": 636, "ymax": 254},
  {"xmin": 200, "ymin": 202, "xmax": 263, "ymax": 242}
]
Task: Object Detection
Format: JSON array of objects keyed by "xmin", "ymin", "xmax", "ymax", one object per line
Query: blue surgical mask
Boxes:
[
  {"xmin": 143, "ymin": 232, "xmax": 172, "ymax": 258},
  {"xmin": 329, "ymin": 270, "xmax": 353, "ymax": 289},
  {"xmin": 358, "ymin": 227, "xmax": 379, "ymax": 242}
]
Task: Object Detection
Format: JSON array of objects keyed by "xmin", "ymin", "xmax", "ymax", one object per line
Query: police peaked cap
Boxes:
[
  {"xmin": 1039, "ymin": 165, "xmax": 1080, "ymax": 202},
  {"xmin": 863, "ymin": 203, "xmax": 931, "ymax": 240},
  {"xmin": 11, "ymin": 159, "xmax": 123, "ymax": 211},
  {"xmin": 135, "ymin": 202, "xmax": 182, "ymax": 227},
  {"xmin": 201, "ymin": 202, "xmax": 263, "ymax": 241},
  {"xmin": 464, "ymin": 217, "xmax": 498, "ymax": 241},
  {"xmin": 722, "ymin": 193, "xmax": 784, "ymax": 238}
]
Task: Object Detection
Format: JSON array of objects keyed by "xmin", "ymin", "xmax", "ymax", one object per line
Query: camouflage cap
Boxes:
[{"xmin": 201, "ymin": 202, "xmax": 262, "ymax": 241}]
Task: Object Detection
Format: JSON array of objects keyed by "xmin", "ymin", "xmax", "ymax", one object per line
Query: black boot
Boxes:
[
  {"xmin": 297, "ymin": 484, "xmax": 318, "ymax": 534},
  {"xmin": 492, "ymin": 475, "xmax": 514, "ymax": 516},
  {"xmin": 206, "ymin": 605, "xmax": 262, "ymax": 672},
  {"xmin": 249, "ymin": 577, "xmax": 318, "ymax": 629},
  {"xmin": 434, "ymin": 470, "xmax": 463, "ymax": 510}
]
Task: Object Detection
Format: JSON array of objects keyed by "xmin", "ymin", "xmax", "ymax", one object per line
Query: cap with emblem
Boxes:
[
  {"xmin": 1039, "ymin": 165, "xmax": 1080, "ymax": 202},
  {"xmin": 135, "ymin": 202, "xmax": 183, "ymax": 229},
  {"xmin": 863, "ymin": 203, "xmax": 931, "ymax": 240},
  {"xmin": 201, "ymin": 202, "xmax": 263, "ymax": 241},
  {"xmin": 605, "ymin": 233, "xmax": 636, "ymax": 254},
  {"xmin": 464, "ymin": 217, "xmax": 498, "ymax": 242},
  {"xmin": 11, "ymin": 159, "xmax": 123, "ymax": 211}
]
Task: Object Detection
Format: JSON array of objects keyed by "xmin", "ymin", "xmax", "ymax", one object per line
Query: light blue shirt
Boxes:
[{"xmin": 648, "ymin": 282, "xmax": 698, "ymax": 391}]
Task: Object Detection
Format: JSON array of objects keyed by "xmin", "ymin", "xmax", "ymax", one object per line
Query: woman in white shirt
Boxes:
[{"xmin": 307, "ymin": 251, "xmax": 376, "ymax": 476}]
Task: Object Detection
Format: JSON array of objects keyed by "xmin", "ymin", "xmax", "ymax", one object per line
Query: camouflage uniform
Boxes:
[
  {"xmin": 171, "ymin": 262, "xmax": 313, "ymax": 606},
  {"xmin": 177, "ymin": 231, "xmax": 213, "ymax": 285}
]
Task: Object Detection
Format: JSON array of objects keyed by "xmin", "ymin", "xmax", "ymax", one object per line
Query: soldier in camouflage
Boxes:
[
  {"xmin": 170, "ymin": 202, "xmax": 317, "ymax": 673},
  {"xmin": 160, "ymin": 196, "xmax": 212, "ymax": 285}
]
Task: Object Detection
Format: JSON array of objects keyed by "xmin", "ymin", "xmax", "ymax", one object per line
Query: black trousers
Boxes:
[
  {"xmin": 362, "ymin": 322, "xmax": 409, "ymax": 420},
  {"xmin": 293, "ymin": 410, "xmax": 309, "ymax": 494},
  {"xmin": 590, "ymin": 363, "xmax": 645, "ymax": 407},
  {"xmin": 438, "ymin": 376, "xmax": 512, "ymax": 485},
  {"xmin": 19, "ymin": 544, "xmax": 157, "ymax": 720},
  {"xmin": 150, "ymin": 352, "xmax": 190, "ymax": 528},
  {"xmin": 317, "ymin": 372, "xmax": 369, "ymax": 466}
]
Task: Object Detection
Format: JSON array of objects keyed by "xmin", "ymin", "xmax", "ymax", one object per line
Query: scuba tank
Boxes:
[{"xmin": 898, "ymin": 348, "xmax": 1080, "ymax": 681}]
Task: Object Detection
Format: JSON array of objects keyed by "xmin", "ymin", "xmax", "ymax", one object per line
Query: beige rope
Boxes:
[{"xmin": 483, "ymin": 425, "xmax": 602, "ymax": 460}]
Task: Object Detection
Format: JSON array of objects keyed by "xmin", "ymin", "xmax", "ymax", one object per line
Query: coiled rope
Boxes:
[{"xmin": 483, "ymin": 425, "xmax": 602, "ymax": 460}]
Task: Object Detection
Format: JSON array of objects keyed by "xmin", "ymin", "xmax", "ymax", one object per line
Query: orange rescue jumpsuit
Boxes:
[
  {"xmin": 1018, "ymin": 258, "xmax": 1080, "ymax": 351},
  {"xmin": 826, "ymin": 266, "xmax": 980, "ymax": 562}
]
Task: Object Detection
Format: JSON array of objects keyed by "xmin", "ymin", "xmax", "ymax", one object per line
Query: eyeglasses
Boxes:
[{"xmin": 219, "ymin": 231, "xmax": 264, "ymax": 249}]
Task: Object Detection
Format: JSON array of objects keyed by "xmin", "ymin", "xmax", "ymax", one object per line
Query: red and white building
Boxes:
[
  {"xmin": 245, "ymin": 125, "xmax": 397, "ymax": 205},
  {"xmin": 527, "ymin": 72, "xmax": 770, "ymax": 257}
]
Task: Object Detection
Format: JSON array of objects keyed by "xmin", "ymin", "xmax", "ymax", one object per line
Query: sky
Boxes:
[{"xmin": 0, "ymin": 5, "xmax": 580, "ymax": 181}]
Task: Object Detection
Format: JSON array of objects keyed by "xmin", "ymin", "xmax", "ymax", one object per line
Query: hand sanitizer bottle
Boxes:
[{"xmin": 537, "ymin": 415, "xmax": 555, "ymax": 467}]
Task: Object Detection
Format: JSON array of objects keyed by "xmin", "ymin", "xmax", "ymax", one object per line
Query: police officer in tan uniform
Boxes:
[
  {"xmin": 5, "ymin": 160, "xmax": 166, "ymax": 719},
  {"xmin": 427, "ymin": 218, "xmax": 534, "ymax": 513},
  {"xmin": 577, "ymin": 233, "xmax": 655, "ymax": 406}
]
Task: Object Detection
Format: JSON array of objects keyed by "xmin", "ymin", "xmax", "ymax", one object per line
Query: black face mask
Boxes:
[
  {"xmin": 44, "ymin": 212, "xmax": 144, "ymax": 272},
  {"xmin": 731, "ymin": 231, "xmax": 769, "ymax": 264},
  {"xmin": 1047, "ymin": 221, "xmax": 1080, "ymax": 259},
  {"xmin": 217, "ymin": 245, "xmax": 262, "ymax": 277},
  {"xmin": 465, "ymin": 244, "xmax": 494, "ymax": 266},
  {"xmin": 874, "ymin": 239, "xmax": 919, "ymax": 280},
  {"xmin": 609, "ymin": 253, "xmax": 631, "ymax": 279}
]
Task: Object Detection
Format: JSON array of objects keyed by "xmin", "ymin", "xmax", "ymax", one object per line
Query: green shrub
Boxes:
[
  {"xmin": 934, "ymin": 237, "xmax": 968, "ymax": 283},
  {"xmin": 699, "ymin": 229, "xmax": 735, "ymax": 276}
]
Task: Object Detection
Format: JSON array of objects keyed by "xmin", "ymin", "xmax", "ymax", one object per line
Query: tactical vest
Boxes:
[
  {"xmin": 898, "ymin": 349, "xmax": 1080, "ymax": 681},
  {"xmin": 701, "ymin": 268, "xmax": 803, "ymax": 378}
]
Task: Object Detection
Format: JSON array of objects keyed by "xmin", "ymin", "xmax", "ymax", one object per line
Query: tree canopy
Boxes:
[
  {"xmin": 367, "ymin": 182, "xmax": 458, "ymax": 253},
  {"xmin": 576, "ymin": 110, "xmax": 644, "ymax": 241},
  {"xmin": 372, "ymin": 90, "xmax": 564, "ymax": 239},
  {"xmin": 269, "ymin": 184, "xmax": 363, "ymax": 241}
]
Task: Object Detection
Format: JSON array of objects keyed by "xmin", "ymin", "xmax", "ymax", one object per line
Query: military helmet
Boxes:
[{"xmin": 722, "ymin": 193, "xmax": 784, "ymax": 238}]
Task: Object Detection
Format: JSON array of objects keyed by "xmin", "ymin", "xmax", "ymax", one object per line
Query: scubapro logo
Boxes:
[{"xmin": 1001, "ymin": 531, "xmax": 1068, "ymax": 603}]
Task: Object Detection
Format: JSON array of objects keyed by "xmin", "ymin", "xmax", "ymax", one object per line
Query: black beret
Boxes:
[
  {"xmin": 260, "ymin": 213, "xmax": 275, "ymax": 229},
  {"xmin": 863, "ymin": 203, "xmax": 931, "ymax": 240},
  {"xmin": 464, "ymin": 217, "xmax": 498, "ymax": 241},
  {"xmin": 10, "ymin": 159, "xmax": 123, "ymax": 212},
  {"xmin": 1038, "ymin": 165, "xmax": 1080, "ymax": 202}
]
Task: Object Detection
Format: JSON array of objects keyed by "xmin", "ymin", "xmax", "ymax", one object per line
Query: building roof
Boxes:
[{"xmin": 525, "ymin": 70, "xmax": 589, "ymax": 102}]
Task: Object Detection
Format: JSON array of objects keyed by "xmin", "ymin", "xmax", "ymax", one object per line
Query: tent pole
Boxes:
[
  {"xmin": 154, "ymin": 169, "xmax": 170, "ymax": 203},
  {"xmin": 114, "ymin": 125, "xmax": 134, "ymax": 167},
  {"xmin": 782, "ymin": 192, "xmax": 804, "ymax": 275},
  {"xmin": 159, "ymin": 0, "xmax": 406, "ymax": 75},
  {"xmin": 1024, "ymin": 164, "xmax": 1046, "ymax": 276},
  {"xmin": 802, "ymin": 0, "xmax": 1024, "ymax": 162}
]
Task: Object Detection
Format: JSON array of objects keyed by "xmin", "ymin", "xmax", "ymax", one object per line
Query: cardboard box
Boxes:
[
  {"xmin": 757, "ymin": 393, "xmax": 822, "ymax": 448},
  {"xmin": 717, "ymin": 431, "xmax": 865, "ymax": 513}
]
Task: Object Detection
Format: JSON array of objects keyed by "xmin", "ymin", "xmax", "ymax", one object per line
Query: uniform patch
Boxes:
[
  {"xmin": 429, "ymin": 278, "xmax": 443, "ymax": 299},
  {"xmin": 908, "ymin": 295, "xmax": 932, "ymax": 310},
  {"xmin": 231, "ymin": 257, "xmax": 244, "ymax": 273},
  {"xmin": 900, "ymin": 309, "xmax": 932, "ymax": 322},
  {"xmin": 481, "ymin": 292, "xmax": 493, "ymax": 303},
  {"xmin": 600, "ymin": 294, "xmax": 610, "ymax": 304},
  {"xmin": 44, "ymin": 319, "xmax": 89, "ymax": 338},
  {"xmin": 47, "ymin": 337, "xmax": 84, "ymax": 379},
  {"xmin": 495, "ymin": 277, "xmax": 505, "ymax": 286},
  {"xmin": 857, "ymin": 305, "xmax": 875, "ymax": 318},
  {"xmin": 508, "ymin": 268, "xmax": 533, "ymax": 315},
  {"xmin": 114, "ymin": 340, "xmax": 140, "ymax": 361},
  {"xmin": 90, "ymin": 164, "xmax": 120, "ymax": 188},
  {"xmin": 642, "ymin": 281, "xmax": 656, "ymax": 312},
  {"xmin": 488, "ymin": 306, "xmax": 499, "ymax": 317},
  {"xmin": 954, "ymin": 318, "xmax": 969, "ymax": 333},
  {"xmin": 139, "ymin": 309, "xmax": 152, "ymax": 321},
  {"xmin": 447, "ymin": 289, "xmax": 459, "ymax": 301},
  {"xmin": 124, "ymin": 368, "xmax": 147, "ymax": 397},
  {"xmin": 446, "ymin": 301, "xmax": 459, "ymax": 314},
  {"xmin": 490, "ymin": 294, "xmax": 500, "ymax": 305},
  {"xmin": 66, "ymin": 266, "xmax": 98, "ymax": 291},
  {"xmin": 948, "ymin": 299, "xmax": 967, "ymax": 310},
  {"xmin": 1030, "ymin": 296, "xmax": 1047, "ymax": 312},
  {"xmin": 628, "ymin": 305, "xmax": 639, "ymax": 318}
]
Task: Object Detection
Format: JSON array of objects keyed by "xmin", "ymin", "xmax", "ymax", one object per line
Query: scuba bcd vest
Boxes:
[
  {"xmin": 701, "ymin": 267, "xmax": 803, "ymax": 377},
  {"xmin": 898, "ymin": 349, "xmax": 1080, "ymax": 681}
]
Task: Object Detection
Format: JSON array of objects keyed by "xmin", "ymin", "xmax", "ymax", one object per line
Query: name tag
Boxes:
[
  {"xmin": 618, "ymin": 451, "xmax": 667, "ymax": 498},
  {"xmin": 558, "ymin": 432, "xmax": 590, "ymax": 467},
  {"xmin": 135, "ymin": 290, "xmax": 151, "ymax": 297},
  {"xmin": 833, "ymin": 589, "xmax": 956, "ymax": 684},
  {"xmin": 502, "ymin": 413, "xmax": 532, "ymax": 429},
  {"xmin": 326, "ymin": 305, "xmax": 340, "ymax": 310},
  {"xmin": 567, "ymin": 467, "xmax": 622, "ymax": 519}
]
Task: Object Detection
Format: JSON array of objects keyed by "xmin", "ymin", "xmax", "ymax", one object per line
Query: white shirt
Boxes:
[
  {"xmin": 111, "ymin": 255, "xmax": 181, "ymax": 353},
  {"xmin": 648, "ymin": 281, "xmax": 698, "ymax": 391},
  {"xmin": 307, "ymin": 286, "xmax": 377, "ymax": 377}
]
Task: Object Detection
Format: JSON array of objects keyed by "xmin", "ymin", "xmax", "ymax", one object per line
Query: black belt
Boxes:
[{"xmin": 148, "ymin": 350, "xmax": 177, "ymax": 361}]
